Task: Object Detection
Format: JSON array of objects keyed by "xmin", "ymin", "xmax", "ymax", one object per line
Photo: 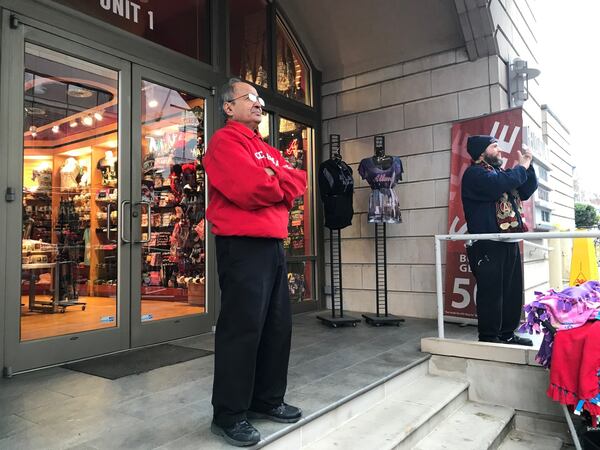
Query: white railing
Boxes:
[{"xmin": 434, "ymin": 230, "xmax": 600, "ymax": 339}]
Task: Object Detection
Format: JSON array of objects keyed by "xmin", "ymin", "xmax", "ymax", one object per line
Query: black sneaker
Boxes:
[
  {"xmin": 210, "ymin": 420, "xmax": 260, "ymax": 447},
  {"xmin": 479, "ymin": 337, "xmax": 501, "ymax": 343},
  {"xmin": 499, "ymin": 334, "xmax": 533, "ymax": 346},
  {"xmin": 248, "ymin": 403, "xmax": 302, "ymax": 423}
]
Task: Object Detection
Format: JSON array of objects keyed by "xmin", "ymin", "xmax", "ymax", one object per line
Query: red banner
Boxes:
[{"xmin": 444, "ymin": 108, "xmax": 533, "ymax": 319}]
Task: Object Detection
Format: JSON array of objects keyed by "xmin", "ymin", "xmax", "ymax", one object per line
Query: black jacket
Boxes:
[
  {"xmin": 461, "ymin": 163, "xmax": 538, "ymax": 234},
  {"xmin": 318, "ymin": 158, "xmax": 354, "ymax": 230}
]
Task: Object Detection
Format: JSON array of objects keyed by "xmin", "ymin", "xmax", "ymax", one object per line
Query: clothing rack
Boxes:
[
  {"xmin": 362, "ymin": 217, "xmax": 404, "ymax": 327},
  {"xmin": 317, "ymin": 229, "xmax": 360, "ymax": 328},
  {"xmin": 317, "ymin": 134, "xmax": 360, "ymax": 328}
]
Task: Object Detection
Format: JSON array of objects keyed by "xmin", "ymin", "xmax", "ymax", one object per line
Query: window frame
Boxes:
[{"xmin": 227, "ymin": 0, "xmax": 315, "ymax": 109}]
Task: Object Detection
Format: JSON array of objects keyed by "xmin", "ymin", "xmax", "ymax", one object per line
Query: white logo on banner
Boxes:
[
  {"xmin": 489, "ymin": 121, "xmax": 521, "ymax": 168},
  {"xmin": 449, "ymin": 216, "xmax": 468, "ymax": 235}
]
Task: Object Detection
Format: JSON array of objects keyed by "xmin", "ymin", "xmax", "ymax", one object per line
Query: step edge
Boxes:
[
  {"xmin": 305, "ymin": 381, "xmax": 470, "ymax": 450},
  {"xmin": 392, "ymin": 388, "xmax": 470, "ymax": 450},
  {"xmin": 411, "ymin": 401, "xmax": 516, "ymax": 450},
  {"xmin": 489, "ymin": 415, "xmax": 516, "ymax": 450},
  {"xmin": 257, "ymin": 354, "xmax": 432, "ymax": 449},
  {"xmin": 498, "ymin": 428, "xmax": 564, "ymax": 450}
]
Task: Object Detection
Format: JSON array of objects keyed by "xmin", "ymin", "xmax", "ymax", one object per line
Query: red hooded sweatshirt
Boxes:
[{"xmin": 204, "ymin": 120, "xmax": 307, "ymax": 239}]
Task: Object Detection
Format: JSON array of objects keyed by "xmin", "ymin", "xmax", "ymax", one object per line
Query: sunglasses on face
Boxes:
[{"xmin": 227, "ymin": 92, "xmax": 266, "ymax": 107}]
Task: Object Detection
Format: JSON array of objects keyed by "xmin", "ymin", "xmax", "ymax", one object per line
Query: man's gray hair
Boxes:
[{"xmin": 220, "ymin": 77, "xmax": 243, "ymax": 120}]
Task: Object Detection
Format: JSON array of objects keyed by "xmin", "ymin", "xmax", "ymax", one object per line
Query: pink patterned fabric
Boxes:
[{"xmin": 520, "ymin": 281, "xmax": 600, "ymax": 368}]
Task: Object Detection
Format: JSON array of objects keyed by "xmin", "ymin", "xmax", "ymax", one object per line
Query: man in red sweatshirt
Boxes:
[{"xmin": 204, "ymin": 78, "xmax": 307, "ymax": 447}]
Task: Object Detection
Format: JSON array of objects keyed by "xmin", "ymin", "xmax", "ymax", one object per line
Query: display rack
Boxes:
[
  {"xmin": 317, "ymin": 134, "xmax": 360, "ymax": 328},
  {"xmin": 362, "ymin": 223, "xmax": 404, "ymax": 326},
  {"xmin": 362, "ymin": 136, "xmax": 404, "ymax": 327}
]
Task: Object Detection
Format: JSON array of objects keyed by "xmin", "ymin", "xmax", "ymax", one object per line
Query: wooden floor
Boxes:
[{"xmin": 20, "ymin": 296, "xmax": 205, "ymax": 341}]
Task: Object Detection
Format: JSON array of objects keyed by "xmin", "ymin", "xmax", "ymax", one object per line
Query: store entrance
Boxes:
[{"xmin": 2, "ymin": 25, "xmax": 213, "ymax": 374}]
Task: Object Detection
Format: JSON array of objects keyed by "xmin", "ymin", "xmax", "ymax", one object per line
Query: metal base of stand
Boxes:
[
  {"xmin": 316, "ymin": 314, "xmax": 361, "ymax": 328},
  {"xmin": 362, "ymin": 313, "xmax": 405, "ymax": 327}
]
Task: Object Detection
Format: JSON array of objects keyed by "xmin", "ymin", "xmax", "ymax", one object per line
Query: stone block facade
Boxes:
[{"xmin": 318, "ymin": 0, "xmax": 574, "ymax": 319}]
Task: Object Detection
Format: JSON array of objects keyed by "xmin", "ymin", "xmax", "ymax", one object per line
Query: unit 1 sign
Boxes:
[
  {"xmin": 99, "ymin": 0, "xmax": 154, "ymax": 30},
  {"xmin": 51, "ymin": 0, "xmax": 210, "ymax": 63}
]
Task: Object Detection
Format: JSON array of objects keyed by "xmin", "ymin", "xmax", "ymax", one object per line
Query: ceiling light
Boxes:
[
  {"xmin": 94, "ymin": 112, "xmax": 103, "ymax": 121},
  {"xmin": 67, "ymin": 85, "xmax": 93, "ymax": 98},
  {"xmin": 52, "ymin": 125, "xmax": 60, "ymax": 133},
  {"xmin": 24, "ymin": 106, "xmax": 46, "ymax": 116},
  {"xmin": 29, "ymin": 125, "xmax": 37, "ymax": 138},
  {"xmin": 148, "ymin": 99, "xmax": 158, "ymax": 108},
  {"xmin": 70, "ymin": 120, "xmax": 78, "ymax": 128},
  {"xmin": 82, "ymin": 115, "xmax": 94, "ymax": 126}
]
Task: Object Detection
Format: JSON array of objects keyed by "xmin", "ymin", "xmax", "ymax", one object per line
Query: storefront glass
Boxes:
[
  {"xmin": 276, "ymin": 18, "xmax": 311, "ymax": 105},
  {"xmin": 229, "ymin": 0, "xmax": 269, "ymax": 88},
  {"xmin": 21, "ymin": 43, "xmax": 119, "ymax": 341},
  {"xmin": 139, "ymin": 80, "xmax": 207, "ymax": 322},
  {"xmin": 278, "ymin": 117, "xmax": 314, "ymax": 302}
]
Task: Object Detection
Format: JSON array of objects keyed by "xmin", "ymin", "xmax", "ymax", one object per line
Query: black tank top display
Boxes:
[{"xmin": 318, "ymin": 158, "xmax": 354, "ymax": 230}]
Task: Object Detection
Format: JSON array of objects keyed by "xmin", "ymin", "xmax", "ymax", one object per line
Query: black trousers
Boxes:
[
  {"xmin": 466, "ymin": 240, "xmax": 523, "ymax": 341},
  {"xmin": 212, "ymin": 236, "xmax": 292, "ymax": 427}
]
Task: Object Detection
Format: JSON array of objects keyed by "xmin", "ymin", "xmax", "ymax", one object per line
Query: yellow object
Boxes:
[{"xmin": 569, "ymin": 234, "xmax": 599, "ymax": 285}]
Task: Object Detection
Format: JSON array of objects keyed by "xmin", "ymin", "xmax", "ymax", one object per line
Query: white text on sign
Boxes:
[{"xmin": 99, "ymin": 0, "xmax": 155, "ymax": 30}]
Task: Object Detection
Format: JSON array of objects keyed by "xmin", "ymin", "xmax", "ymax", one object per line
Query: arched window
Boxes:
[
  {"xmin": 229, "ymin": 2, "xmax": 313, "ymax": 106},
  {"xmin": 276, "ymin": 17, "xmax": 312, "ymax": 106}
]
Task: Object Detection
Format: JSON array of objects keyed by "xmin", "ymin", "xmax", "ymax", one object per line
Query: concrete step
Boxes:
[
  {"xmin": 302, "ymin": 374, "xmax": 469, "ymax": 450},
  {"xmin": 498, "ymin": 429, "xmax": 563, "ymax": 450},
  {"xmin": 412, "ymin": 401, "xmax": 514, "ymax": 450}
]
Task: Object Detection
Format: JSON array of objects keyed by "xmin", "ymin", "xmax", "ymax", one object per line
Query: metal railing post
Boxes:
[{"xmin": 435, "ymin": 236, "xmax": 445, "ymax": 339}]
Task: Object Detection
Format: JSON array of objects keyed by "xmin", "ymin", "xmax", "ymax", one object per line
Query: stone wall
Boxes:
[
  {"xmin": 318, "ymin": 0, "xmax": 572, "ymax": 317},
  {"xmin": 321, "ymin": 49, "xmax": 506, "ymax": 318}
]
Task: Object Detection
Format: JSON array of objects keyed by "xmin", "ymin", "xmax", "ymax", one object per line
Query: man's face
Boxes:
[
  {"xmin": 223, "ymin": 82, "xmax": 263, "ymax": 129},
  {"xmin": 482, "ymin": 142, "xmax": 502, "ymax": 168}
]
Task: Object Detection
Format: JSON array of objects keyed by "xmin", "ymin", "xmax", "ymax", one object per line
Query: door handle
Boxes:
[
  {"xmin": 106, "ymin": 202, "xmax": 117, "ymax": 243},
  {"xmin": 120, "ymin": 200, "xmax": 131, "ymax": 243},
  {"xmin": 135, "ymin": 201, "xmax": 152, "ymax": 244}
]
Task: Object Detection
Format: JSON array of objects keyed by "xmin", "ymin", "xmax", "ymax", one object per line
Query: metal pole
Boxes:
[
  {"xmin": 329, "ymin": 229, "xmax": 335, "ymax": 319},
  {"xmin": 375, "ymin": 224, "xmax": 380, "ymax": 317},
  {"xmin": 383, "ymin": 223, "xmax": 388, "ymax": 316},
  {"xmin": 561, "ymin": 404, "xmax": 582, "ymax": 450},
  {"xmin": 435, "ymin": 237, "xmax": 445, "ymax": 339},
  {"xmin": 436, "ymin": 230, "xmax": 600, "ymax": 241},
  {"xmin": 337, "ymin": 230, "xmax": 344, "ymax": 318}
]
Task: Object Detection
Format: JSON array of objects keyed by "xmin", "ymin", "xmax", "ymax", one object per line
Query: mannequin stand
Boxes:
[
  {"xmin": 362, "ymin": 223, "xmax": 405, "ymax": 327},
  {"xmin": 317, "ymin": 229, "xmax": 360, "ymax": 328}
]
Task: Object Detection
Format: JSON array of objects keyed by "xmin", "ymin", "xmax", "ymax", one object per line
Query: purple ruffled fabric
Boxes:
[{"xmin": 519, "ymin": 280, "xmax": 600, "ymax": 368}]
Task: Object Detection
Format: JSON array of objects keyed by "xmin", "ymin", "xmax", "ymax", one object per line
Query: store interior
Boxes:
[
  {"xmin": 20, "ymin": 44, "xmax": 206, "ymax": 342},
  {"xmin": 277, "ymin": 118, "xmax": 313, "ymax": 303}
]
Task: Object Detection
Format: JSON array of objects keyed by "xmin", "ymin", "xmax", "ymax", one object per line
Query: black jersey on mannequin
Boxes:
[{"xmin": 318, "ymin": 148, "xmax": 354, "ymax": 230}]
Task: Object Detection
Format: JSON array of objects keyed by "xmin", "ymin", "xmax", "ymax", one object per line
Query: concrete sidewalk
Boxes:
[{"xmin": 0, "ymin": 312, "xmax": 476, "ymax": 449}]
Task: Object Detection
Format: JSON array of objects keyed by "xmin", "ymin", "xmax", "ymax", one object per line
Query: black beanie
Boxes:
[{"xmin": 467, "ymin": 135, "xmax": 497, "ymax": 161}]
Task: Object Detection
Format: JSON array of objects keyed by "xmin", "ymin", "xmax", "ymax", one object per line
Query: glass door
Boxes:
[
  {"xmin": 130, "ymin": 66, "xmax": 214, "ymax": 347},
  {"xmin": 277, "ymin": 117, "xmax": 317, "ymax": 313},
  {"xmin": 3, "ymin": 26, "xmax": 132, "ymax": 373}
]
